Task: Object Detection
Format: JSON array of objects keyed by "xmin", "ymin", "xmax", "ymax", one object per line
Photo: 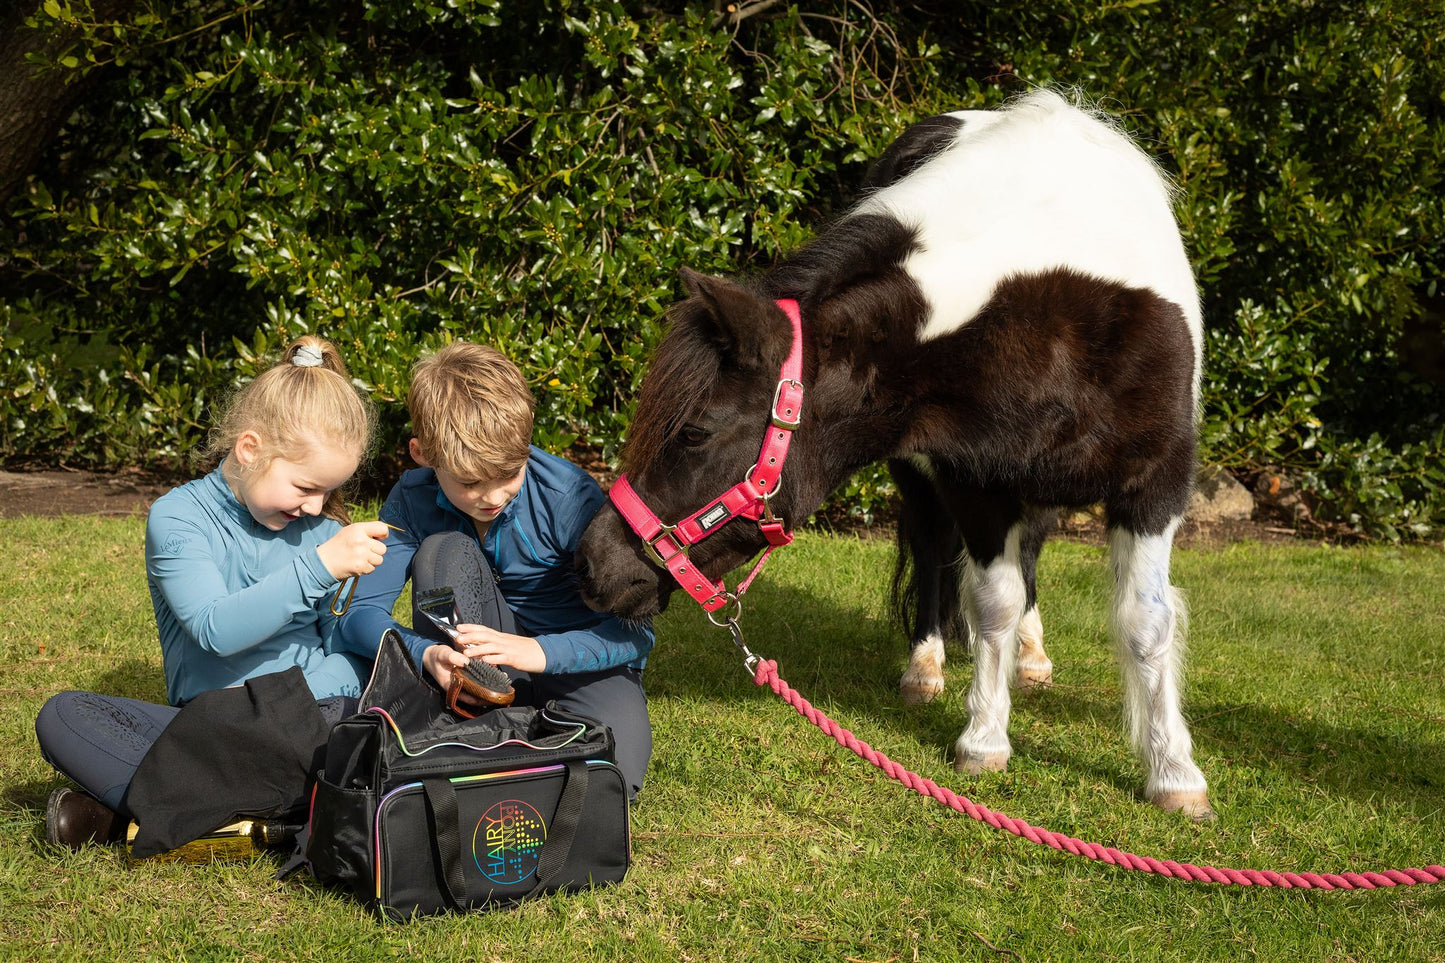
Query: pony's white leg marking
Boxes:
[
  {"xmin": 954, "ymin": 528, "xmax": 1026, "ymax": 774},
  {"xmin": 1014, "ymin": 604, "xmax": 1053, "ymax": 689},
  {"xmin": 1109, "ymin": 523, "xmax": 1213, "ymax": 818},
  {"xmin": 900, "ymin": 632, "xmax": 946, "ymax": 705}
]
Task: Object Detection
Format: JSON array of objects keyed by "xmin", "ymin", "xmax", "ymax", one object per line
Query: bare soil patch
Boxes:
[
  {"xmin": 0, "ymin": 468, "xmax": 176, "ymax": 519},
  {"xmin": 802, "ymin": 501, "xmax": 1304, "ymax": 548},
  {"xmin": 0, "ymin": 465, "xmax": 1307, "ymax": 547}
]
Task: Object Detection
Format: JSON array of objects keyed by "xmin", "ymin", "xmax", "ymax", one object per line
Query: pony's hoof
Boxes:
[
  {"xmin": 1015, "ymin": 662, "xmax": 1053, "ymax": 689},
  {"xmin": 1152, "ymin": 790, "xmax": 1216, "ymax": 822},
  {"xmin": 899, "ymin": 676, "xmax": 944, "ymax": 705},
  {"xmin": 953, "ymin": 750, "xmax": 1009, "ymax": 775}
]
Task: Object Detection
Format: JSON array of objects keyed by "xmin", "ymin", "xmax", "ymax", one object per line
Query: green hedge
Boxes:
[{"xmin": 3, "ymin": 1, "xmax": 1443, "ymax": 538}]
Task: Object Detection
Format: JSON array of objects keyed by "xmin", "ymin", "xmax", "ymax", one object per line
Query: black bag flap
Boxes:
[
  {"xmin": 360, "ymin": 630, "xmax": 482, "ymax": 737},
  {"xmin": 344, "ymin": 633, "xmax": 615, "ymax": 784},
  {"xmin": 360, "ymin": 631, "xmax": 431, "ymax": 713}
]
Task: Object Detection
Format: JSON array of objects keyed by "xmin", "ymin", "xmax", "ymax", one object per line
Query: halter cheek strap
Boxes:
[{"xmin": 609, "ymin": 299, "xmax": 805, "ymax": 614}]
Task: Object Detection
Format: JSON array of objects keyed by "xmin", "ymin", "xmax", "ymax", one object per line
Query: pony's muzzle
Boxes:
[{"xmin": 577, "ymin": 501, "xmax": 673, "ymax": 619}]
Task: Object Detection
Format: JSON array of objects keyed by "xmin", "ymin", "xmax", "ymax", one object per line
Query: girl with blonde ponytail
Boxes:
[{"xmin": 35, "ymin": 336, "xmax": 391, "ymax": 849}]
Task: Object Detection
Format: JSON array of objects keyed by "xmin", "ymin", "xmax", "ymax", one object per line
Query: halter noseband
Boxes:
[{"xmin": 609, "ymin": 299, "xmax": 805, "ymax": 616}]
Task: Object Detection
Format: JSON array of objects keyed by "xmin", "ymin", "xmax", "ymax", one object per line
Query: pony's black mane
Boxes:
[
  {"xmin": 624, "ymin": 212, "xmax": 920, "ymax": 478},
  {"xmin": 767, "ymin": 213, "xmax": 919, "ymax": 317}
]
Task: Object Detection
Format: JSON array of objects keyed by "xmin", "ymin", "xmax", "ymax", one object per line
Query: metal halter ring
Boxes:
[
  {"xmin": 706, "ymin": 592, "xmax": 743, "ymax": 628},
  {"xmin": 745, "ymin": 464, "xmax": 779, "ymax": 502}
]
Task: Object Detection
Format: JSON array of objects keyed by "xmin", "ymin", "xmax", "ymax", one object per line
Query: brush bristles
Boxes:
[{"xmin": 460, "ymin": 659, "xmax": 513, "ymax": 696}]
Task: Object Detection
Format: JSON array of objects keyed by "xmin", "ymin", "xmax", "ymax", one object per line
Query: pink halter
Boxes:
[{"xmin": 608, "ymin": 299, "xmax": 805, "ymax": 616}]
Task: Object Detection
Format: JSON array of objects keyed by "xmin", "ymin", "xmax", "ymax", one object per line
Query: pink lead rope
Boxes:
[{"xmin": 750, "ymin": 657, "xmax": 1445, "ymax": 889}]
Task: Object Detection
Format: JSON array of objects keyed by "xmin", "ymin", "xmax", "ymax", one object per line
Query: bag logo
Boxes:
[{"xmin": 472, "ymin": 800, "xmax": 547, "ymax": 884}]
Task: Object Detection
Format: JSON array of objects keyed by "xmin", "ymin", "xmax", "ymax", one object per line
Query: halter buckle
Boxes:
[
  {"xmin": 771, "ymin": 378, "xmax": 804, "ymax": 429},
  {"xmin": 643, "ymin": 524, "xmax": 687, "ymax": 569}
]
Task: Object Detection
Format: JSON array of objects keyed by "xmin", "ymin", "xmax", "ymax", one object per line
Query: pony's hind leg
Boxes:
[
  {"xmin": 1014, "ymin": 510, "xmax": 1056, "ymax": 689},
  {"xmin": 890, "ymin": 458, "xmax": 965, "ymax": 705},
  {"xmin": 1016, "ymin": 606, "xmax": 1051, "ymax": 689},
  {"xmin": 1108, "ymin": 520, "xmax": 1213, "ymax": 819},
  {"xmin": 902, "ymin": 618, "xmax": 949, "ymax": 705}
]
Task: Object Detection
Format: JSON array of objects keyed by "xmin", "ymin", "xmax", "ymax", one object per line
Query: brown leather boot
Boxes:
[{"xmin": 45, "ymin": 788, "xmax": 126, "ymax": 849}]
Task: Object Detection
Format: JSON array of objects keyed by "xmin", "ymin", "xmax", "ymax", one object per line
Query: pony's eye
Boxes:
[{"xmin": 679, "ymin": 425, "xmax": 709, "ymax": 446}]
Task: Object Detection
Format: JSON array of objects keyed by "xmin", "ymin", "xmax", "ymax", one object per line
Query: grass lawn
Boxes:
[{"xmin": 1, "ymin": 515, "xmax": 1442, "ymax": 961}]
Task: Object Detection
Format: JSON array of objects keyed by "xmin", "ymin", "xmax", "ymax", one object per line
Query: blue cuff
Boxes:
[{"xmin": 299, "ymin": 547, "xmax": 338, "ymax": 598}]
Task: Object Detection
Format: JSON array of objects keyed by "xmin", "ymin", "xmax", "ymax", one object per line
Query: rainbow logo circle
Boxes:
[{"xmin": 472, "ymin": 799, "xmax": 548, "ymax": 884}]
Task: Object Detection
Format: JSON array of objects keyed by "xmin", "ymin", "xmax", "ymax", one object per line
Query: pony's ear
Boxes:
[{"xmin": 679, "ymin": 267, "xmax": 787, "ymax": 370}]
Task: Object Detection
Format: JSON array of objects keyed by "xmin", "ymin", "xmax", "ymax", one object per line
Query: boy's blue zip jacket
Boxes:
[{"xmin": 336, "ymin": 447, "xmax": 654, "ymax": 674}]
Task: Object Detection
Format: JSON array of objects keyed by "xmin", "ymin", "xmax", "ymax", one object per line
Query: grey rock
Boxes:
[{"xmin": 1188, "ymin": 466, "xmax": 1254, "ymax": 523}]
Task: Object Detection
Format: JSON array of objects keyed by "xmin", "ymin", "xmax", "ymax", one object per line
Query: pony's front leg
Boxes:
[
  {"xmin": 953, "ymin": 550, "xmax": 1026, "ymax": 774},
  {"xmin": 1109, "ymin": 523, "xmax": 1213, "ymax": 819}
]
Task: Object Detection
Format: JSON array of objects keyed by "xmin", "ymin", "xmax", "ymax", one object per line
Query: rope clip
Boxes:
[{"xmin": 722, "ymin": 615, "xmax": 760, "ymax": 677}]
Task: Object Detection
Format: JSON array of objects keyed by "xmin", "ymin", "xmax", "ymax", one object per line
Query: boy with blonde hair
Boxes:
[{"xmin": 337, "ymin": 342, "xmax": 654, "ymax": 798}]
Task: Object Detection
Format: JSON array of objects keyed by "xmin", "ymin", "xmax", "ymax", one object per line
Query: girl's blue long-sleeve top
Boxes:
[
  {"xmin": 335, "ymin": 447, "xmax": 654, "ymax": 674},
  {"xmin": 144, "ymin": 466, "xmax": 364, "ymax": 704}
]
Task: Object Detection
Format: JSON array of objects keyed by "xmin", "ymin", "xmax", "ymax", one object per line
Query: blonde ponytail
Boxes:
[{"xmin": 206, "ymin": 335, "xmax": 375, "ymax": 522}]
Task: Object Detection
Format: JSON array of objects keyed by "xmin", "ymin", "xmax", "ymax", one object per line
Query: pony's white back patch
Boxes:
[{"xmin": 853, "ymin": 90, "xmax": 1201, "ymax": 361}]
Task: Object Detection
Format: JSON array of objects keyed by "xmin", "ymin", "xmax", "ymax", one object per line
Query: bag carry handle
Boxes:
[
  {"xmin": 421, "ymin": 761, "xmax": 590, "ymax": 909},
  {"xmin": 422, "ymin": 777, "xmax": 467, "ymax": 906},
  {"xmin": 534, "ymin": 761, "xmax": 588, "ymax": 889}
]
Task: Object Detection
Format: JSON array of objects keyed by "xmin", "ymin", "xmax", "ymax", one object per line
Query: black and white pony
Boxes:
[{"xmin": 577, "ymin": 89, "xmax": 1212, "ymax": 818}]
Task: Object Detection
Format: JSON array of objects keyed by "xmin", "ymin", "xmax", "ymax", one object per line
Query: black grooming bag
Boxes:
[{"xmin": 304, "ymin": 633, "xmax": 630, "ymax": 921}]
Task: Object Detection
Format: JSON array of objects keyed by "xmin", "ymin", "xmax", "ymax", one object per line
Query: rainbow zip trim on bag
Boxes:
[{"xmin": 366, "ymin": 706, "xmax": 588, "ymax": 757}]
